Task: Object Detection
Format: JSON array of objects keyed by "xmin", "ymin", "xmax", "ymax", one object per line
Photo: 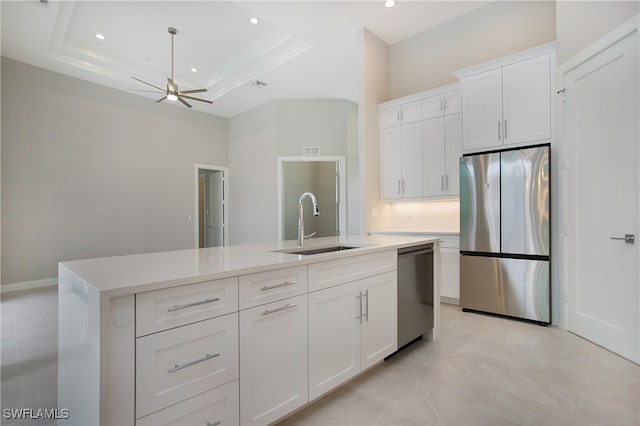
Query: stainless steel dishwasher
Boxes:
[{"xmin": 397, "ymin": 244, "xmax": 434, "ymax": 349}]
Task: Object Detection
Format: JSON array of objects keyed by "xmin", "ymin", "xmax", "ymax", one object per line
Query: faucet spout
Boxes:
[{"xmin": 298, "ymin": 191, "xmax": 319, "ymax": 247}]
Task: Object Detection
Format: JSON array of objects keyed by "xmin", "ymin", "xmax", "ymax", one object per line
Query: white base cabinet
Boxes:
[
  {"xmin": 308, "ymin": 271, "xmax": 397, "ymax": 401},
  {"xmin": 239, "ymin": 295, "xmax": 308, "ymax": 426},
  {"xmin": 308, "ymin": 281, "xmax": 361, "ymax": 400}
]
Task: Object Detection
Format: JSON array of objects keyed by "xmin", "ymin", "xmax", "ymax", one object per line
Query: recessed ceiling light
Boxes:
[
  {"xmin": 95, "ymin": 33, "xmax": 105, "ymax": 40},
  {"xmin": 384, "ymin": 0, "xmax": 396, "ymax": 8},
  {"xmin": 190, "ymin": 67, "xmax": 198, "ymax": 73},
  {"xmin": 249, "ymin": 17, "xmax": 259, "ymax": 25}
]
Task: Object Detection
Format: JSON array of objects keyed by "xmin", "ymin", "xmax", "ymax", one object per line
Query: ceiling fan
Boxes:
[{"xmin": 132, "ymin": 27, "xmax": 213, "ymax": 108}]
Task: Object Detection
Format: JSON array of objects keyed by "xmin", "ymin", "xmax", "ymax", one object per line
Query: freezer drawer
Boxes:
[{"xmin": 460, "ymin": 256, "xmax": 550, "ymax": 323}]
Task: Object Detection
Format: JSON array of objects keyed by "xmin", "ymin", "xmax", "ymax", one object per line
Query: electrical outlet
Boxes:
[{"xmin": 370, "ymin": 208, "xmax": 378, "ymax": 217}]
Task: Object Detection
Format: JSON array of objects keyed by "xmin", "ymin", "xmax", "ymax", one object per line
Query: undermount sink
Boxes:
[{"xmin": 273, "ymin": 244, "xmax": 363, "ymax": 256}]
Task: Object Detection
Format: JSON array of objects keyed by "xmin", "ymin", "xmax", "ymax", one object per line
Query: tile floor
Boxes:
[{"xmin": 1, "ymin": 286, "xmax": 639, "ymax": 425}]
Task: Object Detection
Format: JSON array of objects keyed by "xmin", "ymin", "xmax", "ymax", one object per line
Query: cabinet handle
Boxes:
[
  {"xmin": 206, "ymin": 422, "xmax": 221, "ymax": 426},
  {"xmin": 357, "ymin": 292, "xmax": 362, "ymax": 324},
  {"xmin": 363, "ymin": 290, "xmax": 369, "ymax": 322},
  {"xmin": 444, "ymin": 97, "xmax": 448, "ymax": 111},
  {"xmin": 441, "ymin": 175, "xmax": 444, "ymax": 191},
  {"xmin": 167, "ymin": 298, "xmax": 220, "ymax": 312},
  {"xmin": 168, "ymin": 353, "xmax": 220, "ymax": 373},
  {"xmin": 402, "ymin": 179, "xmax": 405, "ymax": 194},
  {"xmin": 440, "ymin": 99, "xmax": 443, "ymax": 111},
  {"xmin": 398, "ymin": 180, "xmax": 401, "ymax": 194},
  {"xmin": 498, "ymin": 120, "xmax": 501, "ymax": 140},
  {"xmin": 504, "ymin": 120, "xmax": 507, "ymax": 139},
  {"xmin": 261, "ymin": 281, "xmax": 296, "ymax": 291},
  {"xmin": 262, "ymin": 303, "xmax": 297, "ymax": 316}
]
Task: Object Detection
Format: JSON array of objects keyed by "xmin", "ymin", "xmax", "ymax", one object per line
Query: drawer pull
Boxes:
[
  {"xmin": 262, "ymin": 303, "xmax": 297, "ymax": 316},
  {"xmin": 206, "ymin": 422, "xmax": 221, "ymax": 426},
  {"xmin": 261, "ymin": 281, "xmax": 296, "ymax": 291},
  {"xmin": 167, "ymin": 298, "xmax": 220, "ymax": 312},
  {"xmin": 168, "ymin": 353, "xmax": 220, "ymax": 373}
]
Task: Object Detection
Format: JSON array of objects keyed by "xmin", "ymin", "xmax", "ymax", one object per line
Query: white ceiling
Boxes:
[{"xmin": 1, "ymin": 0, "xmax": 489, "ymax": 118}]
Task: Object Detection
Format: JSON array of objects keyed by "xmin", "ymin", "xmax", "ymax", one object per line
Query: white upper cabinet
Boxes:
[
  {"xmin": 460, "ymin": 68, "xmax": 503, "ymax": 151},
  {"xmin": 457, "ymin": 43, "xmax": 555, "ymax": 153},
  {"xmin": 422, "ymin": 90, "xmax": 461, "ymax": 120},
  {"xmin": 381, "ymin": 121, "xmax": 423, "ymax": 200},
  {"xmin": 380, "ymin": 100, "xmax": 421, "ymax": 128},
  {"xmin": 502, "ymin": 55, "xmax": 551, "ymax": 145},
  {"xmin": 380, "ymin": 83, "xmax": 461, "ymax": 200}
]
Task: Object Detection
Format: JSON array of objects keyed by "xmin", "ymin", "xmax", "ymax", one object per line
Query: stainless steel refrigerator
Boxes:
[{"xmin": 459, "ymin": 144, "xmax": 550, "ymax": 324}]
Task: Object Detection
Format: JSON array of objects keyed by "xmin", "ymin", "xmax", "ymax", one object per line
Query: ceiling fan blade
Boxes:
[
  {"xmin": 180, "ymin": 94, "xmax": 213, "ymax": 104},
  {"xmin": 132, "ymin": 76, "xmax": 166, "ymax": 92},
  {"xmin": 156, "ymin": 96, "xmax": 167, "ymax": 103},
  {"xmin": 179, "ymin": 88, "xmax": 208, "ymax": 95},
  {"xmin": 131, "ymin": 89, "xmax": 165, "ymax": 94},
  {"xmin": 177, "ymin": 96, "xmax": 192, "ymax": 108}
]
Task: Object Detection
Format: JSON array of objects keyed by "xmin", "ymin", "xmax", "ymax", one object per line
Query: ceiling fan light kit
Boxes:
[{"xmin": 132, "ymin": 26, "xmax": 212, "ymax": 108}]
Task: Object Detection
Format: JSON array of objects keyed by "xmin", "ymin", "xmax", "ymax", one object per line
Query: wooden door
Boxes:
[{"xmin": 563, "ymin": 24, "xmax": 639, "ymax": 363}]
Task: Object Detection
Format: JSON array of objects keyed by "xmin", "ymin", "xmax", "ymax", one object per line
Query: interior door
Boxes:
[{"xmin": 563, "ymin": 27, "xmax": 639, "ymax": 363}]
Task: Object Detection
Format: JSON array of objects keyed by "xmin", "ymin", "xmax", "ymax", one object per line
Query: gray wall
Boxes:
[
  {"xmin": 229, "ymin": 99, "xmax": 358, "ymax": 244},
  {"xmin": 1, "ymin": 58, "xmax": 227, "ymax": 285},
  {"xmin": 556, "ymin": 1, "xmax": 640, "ymax": 64},
  {"xmin": 389, "ymin": 1, "xmax": 557, "ymax": 99}
]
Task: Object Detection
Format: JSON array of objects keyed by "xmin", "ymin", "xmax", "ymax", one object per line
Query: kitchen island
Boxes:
[{"xmin": 58, "ymin": 235, "xmax": 440, "ymax": 425}]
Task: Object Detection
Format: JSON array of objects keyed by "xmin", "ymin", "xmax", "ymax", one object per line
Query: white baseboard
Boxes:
[{"xmin": 1, "ymin": 277, "xmax": 57, "ymax": 293}]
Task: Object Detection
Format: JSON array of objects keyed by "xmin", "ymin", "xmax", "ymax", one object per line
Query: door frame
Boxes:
[
  {"xmin": 557, "ymin": 16, "xmax": 640, "ymax": 334},
  {"xmin": 277, "ymin": 156, "xmax": 346, "ymax": 242},
  {"xmin": 194, "ymin": 164, "xmax": 230, "ymax": 248}
]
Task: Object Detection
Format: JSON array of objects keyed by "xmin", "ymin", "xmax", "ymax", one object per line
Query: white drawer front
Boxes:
[
  {"xmin": 439, "ymin": 236, "xmax": 460, "ymax": 249},
  {"xmin": 136, "ymin": 277, "xmax": 238, "ymax": 337},
  {"xmin": 136, "ymin": 380, "xmax": 239, "ymax": 426},
  {"xmin": 136, "ymin": 314, "xmax": 239, "ymax": 418},
  {"xmin": 239, "ymin": 266, "xmax": 307, "ymax": 310},
  {"xmin": 308, "ymin": 251, "xmax": 397, "ymax": 292}
]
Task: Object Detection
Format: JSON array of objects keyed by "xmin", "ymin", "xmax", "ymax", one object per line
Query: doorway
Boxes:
[
  {"xmin": 560, "ymin": 20, "xmax": 639, "ymax": 363},
  {"xmin": 277, "ymin": 157, "xmax": 346, "ymax": 241},
  {"xmin": 195, "ymin": 165, "xmax": 229, "ymax": 248}
]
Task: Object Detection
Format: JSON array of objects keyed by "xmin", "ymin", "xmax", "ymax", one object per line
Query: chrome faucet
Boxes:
[{"xmin": 297, "ymin": 191, "xmax": 320, "ymax": 247}]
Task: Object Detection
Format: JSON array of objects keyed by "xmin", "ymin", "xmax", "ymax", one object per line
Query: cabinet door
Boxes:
[
  {"xmin": 239, "ymin": 295, "xmax": 308, "ymax": 425},
  {"xmin": 502, "ymin": 54, "xmax": 551, "ymax": 145},
  {"xmin": 308, "ymin": 282, "xmax": 361, "ymax": 401},
  {"xmin": 444, "ymin": 113, "xmax": 462, "ymax": 196},
  {"xmin": 422, "ymin": 117, "xmax": 446, "ymax": 197},
  {"xmin": 400, "ymin": 100, "xmax": 422, "ymax": 124},
  {"xmin": 444, "ymin": 90, "xmax": 461, "ymax": 115},
  {"xmin": 440, "ymin": 248, "xmax": 460, "ymax": 300},
  {"xmin": 401, "ymin": 121, "xmax": 423, "ymax": 198},
  {"xmin": 361, "ymin": 271, "xmax": 397, "ymax": 370},
  {"xmin": 461, "ymin": 68, "xmax": 503, "ymax": 152},
  {"xmin": 380, "ymin": 106, "xmax": 401, "ymax": 129},
  {"xmin": 381, "ymin": 127, "xmax": 403, "ymax": 199},
  {"xmin": 421, "ymin": 95, "xmax": 444, "ymax": 120}
]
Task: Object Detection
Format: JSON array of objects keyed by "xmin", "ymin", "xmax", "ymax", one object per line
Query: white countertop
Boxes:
[
  {"xmin": 369, "ymin": 230, "xmax": 459, "ymax": 236},
  {"xmin": 59, "ymin": 235, "xmax": 438, "ymax": 297}
]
